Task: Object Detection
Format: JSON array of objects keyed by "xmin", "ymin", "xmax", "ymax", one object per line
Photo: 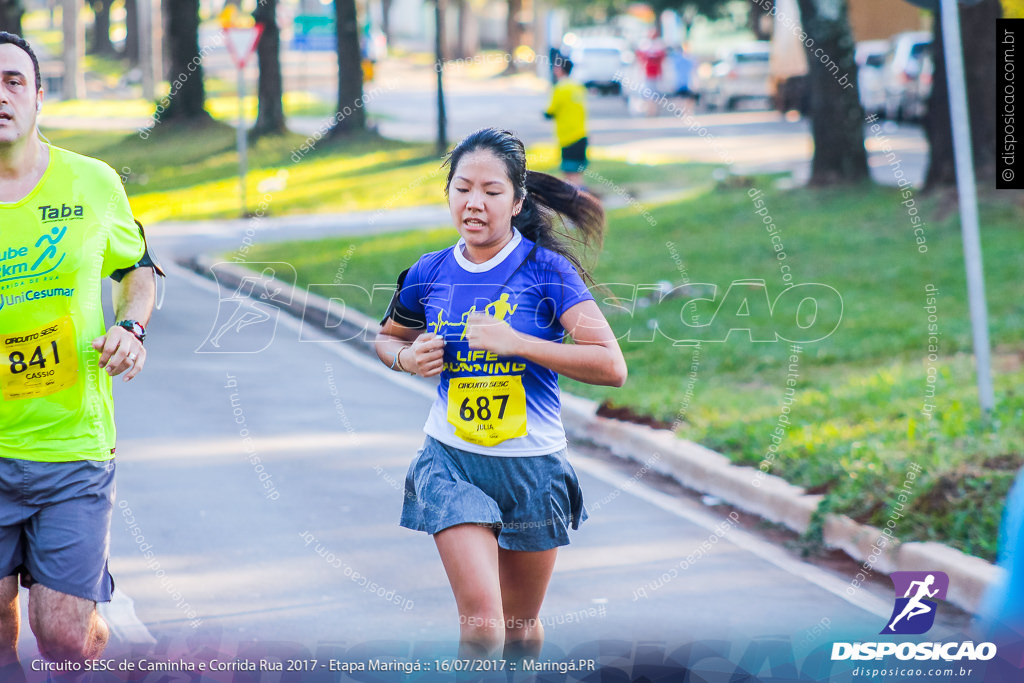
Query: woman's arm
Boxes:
[
  {"xmin": 464, "ymin": 299, "xmax": 627, "ymax": 387},
  {"xmin": 375, "ymin": 318, "xmax": 446, "ymax": 377}
]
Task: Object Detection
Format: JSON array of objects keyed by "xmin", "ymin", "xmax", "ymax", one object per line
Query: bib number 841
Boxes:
[
  {"xmin": 10, "ymin": 341, "xmax": 61, "ymax": 374},
  {"xmin": 2, "ymin": 316, "xmax": 78, "ymax": 400}
]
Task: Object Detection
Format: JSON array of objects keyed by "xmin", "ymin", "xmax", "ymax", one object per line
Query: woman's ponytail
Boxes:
[{"xmin": 514, "ymin": 171, "xmax": 605, "ymax": 281}]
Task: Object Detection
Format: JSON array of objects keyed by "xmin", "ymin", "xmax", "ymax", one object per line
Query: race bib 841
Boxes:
[{"xmin": 2, "ymin": 315, "xmax": 79, "ymax": 400}]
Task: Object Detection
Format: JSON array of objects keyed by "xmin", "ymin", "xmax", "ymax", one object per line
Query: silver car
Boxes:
[
  {"xmin": 564, "ymin": 36, "xmax": 633, "ymax": 95},
  {"xmin": 699, "ymin": 42, "xmax": 772, "ymax": 111}
]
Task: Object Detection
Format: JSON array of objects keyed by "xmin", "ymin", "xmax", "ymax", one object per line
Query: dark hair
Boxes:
[
  {"xmin": 554, "ymin": 55, "xmax": 573, "ymax": 75},
  {"xmin": 443, "ymin": 128, "xmax": 604, "ymax": 281},
  {"xmin": 0, "ymin": 32, "xmax": 41, "ymax": 93}
]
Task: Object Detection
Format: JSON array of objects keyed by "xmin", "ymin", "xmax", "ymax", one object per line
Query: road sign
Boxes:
[
  {"xmin": 225, "ymin": 24, "xmax": 264, "ymax": 69},
  {"xmin": 225, "ymin": 23, "xmax": 264, "ymax": 217}
]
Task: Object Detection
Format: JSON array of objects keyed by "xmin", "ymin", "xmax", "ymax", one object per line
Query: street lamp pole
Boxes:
[
  {"xmin": 435, "ymin": 0, "xmax": 447, "ymax": 156},
  {"xmin": 939, "ymin": 0, "xmax": 995, "ymax": 418}
]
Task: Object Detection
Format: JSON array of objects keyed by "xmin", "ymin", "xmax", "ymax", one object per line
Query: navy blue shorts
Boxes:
[
  {"xmin": 400, "ymin": 436, "xmax": 587, "ymax": 551},
  {"xmin": 0, "ymin": 458, "xmax": 116, "ymax": 602},
  {"xmin": 560, "ymin": 137, "xmax": 588, "ymax": 174}
]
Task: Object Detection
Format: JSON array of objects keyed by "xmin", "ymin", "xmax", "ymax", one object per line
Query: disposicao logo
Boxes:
[
  {"xmin": 882, "ymin": 571, "xmax": 949, "ymax": 635},
  {"xmin": 831, "ymin": 570, "xmax": 997, "ymax": 663}
]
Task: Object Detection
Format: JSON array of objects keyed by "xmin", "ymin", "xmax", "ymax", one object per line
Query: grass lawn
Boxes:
[
  {"xmin": 42, "ymin": 124, "xmax": 714, "ymax": 224},
  {"xmin": 43, "ymin": 92, "xmax": 338, "ymax": 122},
  {"xmin": 242, "ymin": 179, "xmax": 1024, "ymax": 562}
]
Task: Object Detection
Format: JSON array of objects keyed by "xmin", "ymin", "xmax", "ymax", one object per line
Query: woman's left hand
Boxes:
[{"xmin": 465, "ymin": 313, "xmax": 525, "ymax": 357}]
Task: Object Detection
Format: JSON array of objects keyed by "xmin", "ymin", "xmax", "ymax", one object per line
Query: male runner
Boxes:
[
  {"xmin": 544, "ymin": 56, "xmax": 588, "ymax": 188},
  {"xmin": 0, "ymin": 32, "xmax": 160, "ymax": 678}
]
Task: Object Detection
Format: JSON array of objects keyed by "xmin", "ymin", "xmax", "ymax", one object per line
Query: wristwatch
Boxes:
[{"xmin": 115, "ymin": 320, "xmax": 146, "ymax": 345}]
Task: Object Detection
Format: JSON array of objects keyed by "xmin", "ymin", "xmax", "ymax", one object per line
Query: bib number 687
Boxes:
[{"xmin": 459, "ymin": 394, "xmax": 508, "ymax": 422}]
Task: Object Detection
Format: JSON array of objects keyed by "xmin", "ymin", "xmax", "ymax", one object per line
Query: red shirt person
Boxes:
[{"xmin": 635, "ymin": 32, "xmax": 667, "ymax": 92}]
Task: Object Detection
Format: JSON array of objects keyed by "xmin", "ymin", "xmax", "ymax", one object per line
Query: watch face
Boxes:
[{"xmin": 119, "ymin": 321, "xmax": 145, "ymax": 341}]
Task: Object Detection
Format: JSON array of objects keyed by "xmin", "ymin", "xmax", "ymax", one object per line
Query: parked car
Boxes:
[
  {"xmin": 562, "ymin": 35, "xmax": 633, "ymax": 95},
  {"xmin": 856, "ymin": 39, "xmax": 889, "ymax": 118},
  {"xmin": 698, "ymin": 41, "xmax": 772, "ymax": 111},
  {"xmin": 882, "ymin": 31, "xmax": 932, "ymax": 121},
  {"xmin": 902, "ymin": 48, "xmax": 933, "ymax": 122}
]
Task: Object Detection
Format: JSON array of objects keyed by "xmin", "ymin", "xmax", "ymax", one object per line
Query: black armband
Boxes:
[
  {"xmin": 380, "ymin": 268, "xmax": 427, "ymax": 329},
  {"xmin": 110, "ymin": 220, "xmax": 166, "ymax": 282}
]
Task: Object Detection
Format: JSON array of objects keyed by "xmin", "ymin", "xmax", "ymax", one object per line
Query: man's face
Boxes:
[{"xmin": 0, "ymin": 43, "xmax": 42, "ymax": 147}]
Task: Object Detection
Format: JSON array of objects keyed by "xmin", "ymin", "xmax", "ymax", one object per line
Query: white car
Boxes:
[
  {"xmin": 563, "ymin": 36, "xmax": 633, "ymax": 95},
  {"xmin": 882, "ymin": 31, "xmax": 932, "ymax": 121},
  {"xmin": 699, "ymin": 42, "xmax": 772, "ymax": 111},
  {"xmin": 856, "ymin": 40, "xmax": 889, "ymax": 118}
]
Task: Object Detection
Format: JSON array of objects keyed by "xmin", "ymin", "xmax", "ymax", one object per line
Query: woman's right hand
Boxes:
[{"xmin": 405, "ymin": 332, "xmax": 445, "ymax": 377}]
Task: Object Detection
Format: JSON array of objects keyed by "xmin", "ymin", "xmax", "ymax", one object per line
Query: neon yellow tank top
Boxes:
[{"xmin": 0, "ymin": 145, "xmax": 144, "ymax": 461}]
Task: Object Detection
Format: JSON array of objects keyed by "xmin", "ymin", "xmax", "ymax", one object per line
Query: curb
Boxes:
[{"xmin": 184, "ymin": 255, "xmax": 1003, "ymax": 616}]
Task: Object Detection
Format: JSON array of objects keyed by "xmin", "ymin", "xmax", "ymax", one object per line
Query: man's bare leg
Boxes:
[
  {"xmin": 28, "ymin": 584, "xmax": 108, "ymax": 664},
  {"xmin": 0, "ymin": 576, "xmax": 20, "ymax": 665},
  {"xmin": 0, "ymin": 576, "xmax": 27, "ymax": 683}
]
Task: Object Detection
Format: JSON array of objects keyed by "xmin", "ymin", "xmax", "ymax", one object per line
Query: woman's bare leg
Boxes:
[
  {"xmin": 434, "ymin": 524, "xmax": 504, "ymax": 658},
  {"xmin": 498, "ymin": 547, "xmax": 558, "ymax": 660}
]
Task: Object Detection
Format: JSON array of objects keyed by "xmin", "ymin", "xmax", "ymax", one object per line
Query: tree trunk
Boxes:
[
  {"xmin": 749, "ymin": 0, "xmax": 773, "ymax": 42},
  {"xmin": 160, "ymin": 0, "xmax": 210, "ymax": 122},
  {"xmin": 124, "ymin": 0, "xmax": 140, "ymax": 63},
  {"xmin": 454, "ymin": 0, "xmax": 467, "ymax": 60},
  {"xmin": 252, "ymin": 0, "xmax": 286, "ymax": 138},
  {"xmin": 330, "ymin": 0, "xmax": 365, "ymax": 136},
  {"xmin": 89, "ymin": 0, "xmax": 115, "ymax": 55},
  {"xmin": 794, "ymin": 0, "xmax": 869, "ymax": 186},
  {"xmin": 924, "ymin": 0, "xmax": 1000, "ymax": 190},
  {"xmin": 505, "ymin": 0, "xmax": 521, "ymax": 73},
  {"xmin": 0, "ymin": 0, "xmax": 24, "ymax": 34},
  {"xmin": 62, "ymin": 0, "xmax": 85, "ymax": 99}
]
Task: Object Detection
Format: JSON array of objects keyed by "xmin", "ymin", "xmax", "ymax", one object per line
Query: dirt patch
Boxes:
[
  {"xmin": 596, "ymin": 400, "xmax": 675, "ymax": 430},
  {"xmin": 982, "ymin": 453, "xmax": 1024, "ymax": 471}
]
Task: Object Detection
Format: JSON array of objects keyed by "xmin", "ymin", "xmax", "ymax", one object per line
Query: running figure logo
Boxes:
[
  {"xmin": 428, "ymin": 292, "xmax": 519, "ymax": 340},
  {"xmin": 197, "ymin": 262, "xmax": 295, "ymax": 353},
  {"xmin": 881, "ymin": 571, "xmax": 949, "ymax": 635}
]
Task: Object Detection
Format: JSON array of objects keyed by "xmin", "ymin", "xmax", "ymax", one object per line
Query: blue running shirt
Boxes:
[{"xmin": 394, "ymin": 229, "xmax": 593, "ymax": 456}]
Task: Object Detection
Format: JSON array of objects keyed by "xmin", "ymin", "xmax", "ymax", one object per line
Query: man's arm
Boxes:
[
  {"xmin": 545, "ymin": 85, "xmax": 561, "ymax": 119},
  {"xmin": 92, "ymin": 266, "xmax": 157, "ymax": 381}
]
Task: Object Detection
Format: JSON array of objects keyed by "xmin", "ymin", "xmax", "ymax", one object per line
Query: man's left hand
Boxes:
[{"xmin": 92, "ymin": 326, "xmax": 146, "ymax": 381}]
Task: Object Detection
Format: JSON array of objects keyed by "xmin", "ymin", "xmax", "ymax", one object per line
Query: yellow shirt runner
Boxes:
[
  {"xmin": 546, "ymin": 79, "xmax": 588, "ymax": 148},
  {"xmin": 0, "ymin": 146, "xmax": 145, "ymax": 462}
]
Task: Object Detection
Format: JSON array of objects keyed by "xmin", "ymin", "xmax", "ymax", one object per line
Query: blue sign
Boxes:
[{"xmin": 292, "ymin": 14, "xmax": 336, "ymax": 52}]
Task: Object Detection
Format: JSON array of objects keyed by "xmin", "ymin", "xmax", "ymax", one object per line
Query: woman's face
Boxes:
[{"xmin": 448, "ymin": 149, "xmax": 524, "ymax": 260}]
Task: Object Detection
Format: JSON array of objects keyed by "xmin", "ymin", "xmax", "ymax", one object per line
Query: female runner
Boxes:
[{"xmin": 375, "ymin": 127, "xmax": 626, "ymax": 660}]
